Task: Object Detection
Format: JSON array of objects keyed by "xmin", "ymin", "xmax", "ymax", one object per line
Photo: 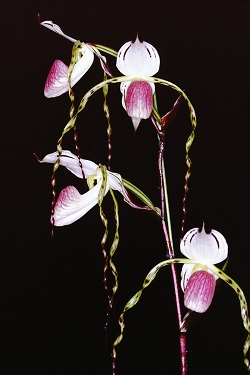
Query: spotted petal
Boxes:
[
  {"xmin": 116, "ymin": 35, "xmax": 160, "ymax": 77},
  {"xmin": 180, "ymin": 225, "xmax": 228, "ymax": 264},
  {"xmin": 44, "ymin": 46, "xmax": 94, "ymax": 98}
]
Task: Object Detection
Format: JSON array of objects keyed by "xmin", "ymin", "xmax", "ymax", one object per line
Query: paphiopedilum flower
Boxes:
[
  {"xmin": 41, "ymin": 21, "xmax": 94, "ymax": 98},
  {"xmin": 44, "ymin": 54, "xmax": 94, "ymax": 98},
  {"xmin": 37, "ymin": 150, "xmax": 159, "ymax": 226},
  {"xmin": 180, "ymin": 225, "xmax": 228, "ymax": 313},
  {"xmin": 113, "ymin": 226, "xmax": 250, "ymax": 371},
  {"xmin": 116, "ymin": 36, "xmax": 160, "ymax": 130},
  {"xmin": 41, "ymin": 20, "xmax": 112, "ymax": 98}
]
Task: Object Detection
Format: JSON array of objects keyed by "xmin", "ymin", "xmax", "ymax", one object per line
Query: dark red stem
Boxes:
[{"xmin": 158, "ymin": 135, "xmax": 187, "ymax": 375}]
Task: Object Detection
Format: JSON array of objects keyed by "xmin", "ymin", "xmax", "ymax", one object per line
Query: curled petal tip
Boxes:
[{"xmin": 33, "ymin": 152, "xmax": 42, "ymax": 162}]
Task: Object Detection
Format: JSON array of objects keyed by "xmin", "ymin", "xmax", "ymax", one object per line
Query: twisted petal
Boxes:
[
  {"xmin": 180, "ymin": 225, "xmax": 228, "ymax": 264},
  {"xmin": 44, "ymin": 46, "xmax": 94, "ymax": 98},
  {"xmin": 184, "ymin": 270, "xmax": 216, "ymax": 313},
  {"xmin": 53, "ymin": 183, "xmax": 106, "ymax": 226},
  {"xmin": 116, "ymin": 35, "xmax": 160, "ymax": 77}
]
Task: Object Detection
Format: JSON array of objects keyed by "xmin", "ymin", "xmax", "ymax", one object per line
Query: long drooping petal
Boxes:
[
  {"xmin": 116, "ymin": 36, "xmax": 160, "ymax": 77},
  {"xmin": 112, "ymin": 257, "xmax": 250, "ymax": 373},
  {"xmin": 44, "ymin": 46, "xmax": 94, "ymax": 98}
]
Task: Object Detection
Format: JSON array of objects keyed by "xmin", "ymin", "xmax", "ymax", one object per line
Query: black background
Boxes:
[{"xmin": 1, "ymin": 0, "xmax": 250, "ymax": 374}]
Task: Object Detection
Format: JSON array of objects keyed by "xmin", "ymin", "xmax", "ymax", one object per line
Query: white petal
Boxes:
[
  {"xmin": 53, "ymin": 184, "xmax": 101, "ymax": 226},
  {"xmin": 181, "ymin": 264, "xmax": 193, "ymax": 291},
  {"xmin": 120, "ymin": 81, "xmax": 131, "ymax": 110},
  {"xmin": 40, "ymin": 20, "xmax": 77, "ymax": 43},
  {"xmin": 37, "ymin": 150, "xmax": 98, "ymax": 178},
  {"xmin": 180, "ymin": 225, "xmax": 228, "ymax": 264},
  {"xmin": 37, "ymin": 150, "xmax": 152, "ymax": 212},
  {"xmin": 69, "ymin": 45, "xmax": 94, "ymax": 87},
  {"xmin": 44, "ymin": 46, "xmax": 94, "ymax": 98},
  {"xmin": 116, "ymin": 35, "xmax": 160, "ymax": 77}
]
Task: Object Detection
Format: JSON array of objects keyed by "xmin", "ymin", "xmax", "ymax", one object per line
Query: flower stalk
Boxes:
[{"xmin": 157, "ymin": 122, "xmax": 187, "ymax": 375}]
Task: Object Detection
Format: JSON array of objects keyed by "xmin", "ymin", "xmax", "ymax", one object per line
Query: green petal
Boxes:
[
  {"xmin": 208, "ymin": 264, "xmax": 250, "ymax": 371},
  {"xmin": 112, "ymin": 258, "xmax": 250, "ymax": 373},
  {"xmin": 122, "ymin": 178, "xmax": 161, "ymax": 216}
]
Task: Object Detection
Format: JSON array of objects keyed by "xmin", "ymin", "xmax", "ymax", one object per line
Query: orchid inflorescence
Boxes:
[{"xmin": 38, "ymin": 19, "xmax": 250, "ymax": 374}]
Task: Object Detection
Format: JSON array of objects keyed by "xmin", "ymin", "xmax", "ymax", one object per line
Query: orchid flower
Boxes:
[
  {"xmin": 41, "ymin": 20, "xmax": 114, "ymax": 98},
  {"xmin": 44, "ymin": 53, "xmax": 94, "ymax": 98},
  {"xmin": 37, "ymin": 150, "xmax": 159, "ymax": 226},
  {"xmin": 112, "ymin": 225, "xmax": 250, "ymax": 371},
  {"xmin": 116, "ymin": 36, "xmax": 160, "ymax": 130},
  {"xmin": 180, "ymin": 225, "xmax": 228, "ymax": 313}
]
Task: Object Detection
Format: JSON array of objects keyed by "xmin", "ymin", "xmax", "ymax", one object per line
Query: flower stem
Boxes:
[{"xmin": 158, "ymin": 135, "xmax": 187, "ymax": 375}]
